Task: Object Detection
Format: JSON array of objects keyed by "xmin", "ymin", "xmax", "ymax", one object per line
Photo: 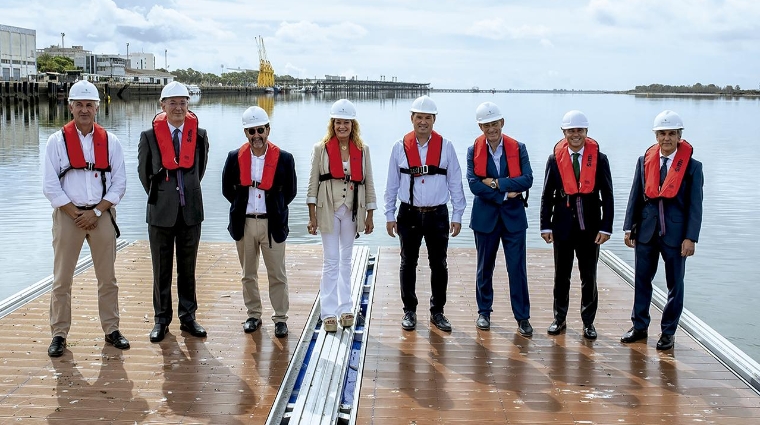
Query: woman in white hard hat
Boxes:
[{"xmin": 306, "ymin": 99, "xmax": 377, "ymax": 332}]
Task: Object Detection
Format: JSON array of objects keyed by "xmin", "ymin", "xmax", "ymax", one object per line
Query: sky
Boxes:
[{"xmin": 3, "ymin": 0, "xmax": 760, "ymax": 90}]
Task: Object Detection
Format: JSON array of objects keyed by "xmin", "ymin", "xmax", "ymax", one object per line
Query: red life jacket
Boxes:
[
  {"xmin": 554, "ymin": 138, "xmax": 598, "ymax": 195},
  {"xmin": 152, "ymin": 111, "xmax": 198, "ymax": 170},
  {"xmin": 324, "ymin": 137, "xmax": 364, "ymax": 182},
  {"xmin": 237, "ymin": 141, "xmax": 280, "ymax": 191},
  {"xmin": 644, "ymin": 140, "xmax": 693, "ymax": 199},
  {"xmin": 473, "ymin": 134, "xmax": 522, "ymax": 178},
  {"xmin": 402, "ymin": 131, "xmax": 444, "ymax": 175},
  {"xmin": 61, "ymin": 120, "xmax": 110, "ymax": 172}
]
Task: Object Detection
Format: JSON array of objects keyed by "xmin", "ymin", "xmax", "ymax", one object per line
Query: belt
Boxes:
[
  {"xmin": 246, "ymin": 213, "xmax": 268, "ymax": 219},
  {"xmin": 401, "ymin": 202, "xmax": 444, "ymax": 213},
  {"xmin": 77, "ymin": 205, "xmax": 97, "ymax": 210}
]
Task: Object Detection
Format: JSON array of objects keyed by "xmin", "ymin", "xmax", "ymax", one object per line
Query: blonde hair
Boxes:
[{"xmin": 320, "ymin": 118, "xmax": 364, "ymax": 149}]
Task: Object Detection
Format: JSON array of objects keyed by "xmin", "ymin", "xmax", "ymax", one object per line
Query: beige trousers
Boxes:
[
  {"xmin": 50, "ymin": 208, "xmax": 120, "ymax": 337},
  {"xmin": 235, "ymin": 217, "xmax": 289, "ymax": 323}
]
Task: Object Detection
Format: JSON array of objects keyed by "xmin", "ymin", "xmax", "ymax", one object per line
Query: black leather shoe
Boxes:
[
  {"xmin": 620, "ymin": 327, "xmax": 648, "ymax": 343},
  {"xmin": 476, "ymin": 314, "xmax": 490, "ymax": 330},
  {"xmin": 149, "ymin": 324, "xmax": 168, "ymax": 343},
  {"xmin": 48, "ymin": 336, "xmax": 66, "ymax": 357},
  {"xmin": 583, "ymin": 324, "xmax": 598, "ymax": 340},
  {"xmin": 401, "ymin": 311, "xmax": 417, "ymax": 331},
  {"xmin": 547, "ymin": 319, "xmax": 566, "ymax": 335},
  {"xmin": 518, "ymin": 319, "xmax": 533, "ymax": 337},
  {"xmin": 430, "ymin": 313, "xmax": 452, "ymax": 332},
  {"xmin": 656, "ymin": 334, "xmax": 675, "ymax": 350},
  {"xmin": 243, "ymin": 318, "xmax": 262, "ymax": 333},
  {"xmin": 274, "ymin": 322, "xmax": 288, "ymax": 338},
  {"xmin": 180, "ymin": 320, "xmax": 207, "ymax": 337},
  {"xmin": 105, "ymin": 330, "xmax": 130, "ymax": 350}
]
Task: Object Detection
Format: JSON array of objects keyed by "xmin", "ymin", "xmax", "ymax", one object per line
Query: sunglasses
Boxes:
[{"xmin": 247, "ymin": 127, "xmax": 267, "ymax": 135}]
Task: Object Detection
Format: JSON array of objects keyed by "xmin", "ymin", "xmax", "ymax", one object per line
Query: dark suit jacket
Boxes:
[
  {"xmin": 221, "ymin": 146, "xmax": 297, "ymax": 242},
  {"xmin": 539, "ymin": 150, "xmax": 614, "ymax": 241},
  {"xmin": 137, "ymin": 125, "xmax": 209, "ymax": 227},
  {"xmin": 466, "ymin": 139, "xmax": 533, "ymax": 233},
  {"xmin": 623, "ymin": 155, "xmax": 703, "ymax": 247}
]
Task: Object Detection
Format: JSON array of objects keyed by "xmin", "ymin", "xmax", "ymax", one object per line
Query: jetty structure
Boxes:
[{"xmin": 0, "ymin": 241, "xmax": 758, "ymax": 423}]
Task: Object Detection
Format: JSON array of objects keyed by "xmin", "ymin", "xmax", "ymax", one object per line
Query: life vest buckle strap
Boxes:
[
  {"xmin": 84, "ymin": 162, "xmax": 96, "ymax": 171},
  {"xmin": 410, "ymin": 165, "xmax": 429, "ymax": 175}
]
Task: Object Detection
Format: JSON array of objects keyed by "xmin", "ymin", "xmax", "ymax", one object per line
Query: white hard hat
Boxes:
[
  {"xmin": 652, "ymin": 110, "xmax": 684, "ymax": 131},
  {"xmin": 160, "ymin": 81, "xmax": 190, "ymax": 100},
  {"xmin": 475, "ymin": 102, "xmax": 503, "ymax": 124},
  {"xmin": 330, "ymin": 99, "xmax": 356, "ymax": 119},
  {"xmin": 68, "ymin": 80, "xmax": 100, "ymax": 101},
  {"xmin": 410, "ymin": 95, "xmax": 437, "ymax": 114},
  {"xmin": 561, "ymin": 110, "xmax": 589, "ymax": 129},
  {"xmin": 242, "ymin": 106, "xmax": 270, "ymax": 128}
]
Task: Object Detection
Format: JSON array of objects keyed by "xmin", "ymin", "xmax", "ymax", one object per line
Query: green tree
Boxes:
[{"xmin": 37, "ymin": 54, "xmax": 76, "ymax": 73}]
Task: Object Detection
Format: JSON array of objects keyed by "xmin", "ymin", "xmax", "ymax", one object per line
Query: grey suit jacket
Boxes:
[{"xmin": 137, "ymin": 124, "xmax": 209, "ymax": 227}]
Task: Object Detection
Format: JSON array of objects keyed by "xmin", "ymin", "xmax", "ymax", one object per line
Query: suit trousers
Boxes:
[
  {"xmin": 631, "ymin": 236, "xmax": 686, "ymax": 335},
  {"xmin": 552, "ymin": 229, "xmax": 599, "ymax": 325},
  {"xmin": 235, "ymin": 216, "xmax": 289, "ymax": 323},
  {"xmin": 397, "ymin": 203, "xmax": 449, "ymax": 314},
  {"xmin": 149, "ymin": 208, "xmax": 202, "ymax": 325},
  {"xmin": 473, "ymin": 221, "xmax": 530, "ymax": 321},
  {"xmin": 50, "ymin": 208, "xmax": 120, "ymax": 337},
  {"xmin": 318, "ymin": 204, "xmax": 356, "ymax": 320}
]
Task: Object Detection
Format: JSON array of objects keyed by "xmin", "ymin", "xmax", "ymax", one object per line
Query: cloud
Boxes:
[
  {"xmin": 275, "ymin": 20, "xmax": 368, "ymax": 44},
  {"xmin": 465, "ymin": 18, "xmax": 551, "ymax": 42}
]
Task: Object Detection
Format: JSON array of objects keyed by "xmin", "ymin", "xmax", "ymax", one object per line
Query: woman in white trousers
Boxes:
[{"xmin": 307, "ymin": 99, "xmax": 377, "ymax": 332}]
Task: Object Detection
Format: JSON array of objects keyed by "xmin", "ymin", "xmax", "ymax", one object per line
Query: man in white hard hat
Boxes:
[
  {"xmin": 384, "ymin": 95, "xmax": 466, "ymax": 332},
  {"xmin": 466, "ymin": 101, "xmax": 534, "ymax": 336},
  {"xmin": 42, "ymin": 80, "xmax": 129, "ymax": 356},
  {"xmin": 621, "ymin": 110, "xmax": 703, "ymax": 350},
  {"xmin": 222, "ymin": 106, "xmax": 297, "ymax": 338},
  {"xmin": 138, "ymin": 81, "xmax": 210, "ymax": 342},
  {"xmin": 539, "ymin": 110, "xmax": 614, "ymax": 340}
]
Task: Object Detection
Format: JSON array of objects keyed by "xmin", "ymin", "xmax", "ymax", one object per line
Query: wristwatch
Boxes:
[
  {"xmin": 490, "ymin": 180, "xmax": 497, "ymax": 189},
  {"xmin": 93, "ymin": 208, "xmax": 102, "ymax": 217}
]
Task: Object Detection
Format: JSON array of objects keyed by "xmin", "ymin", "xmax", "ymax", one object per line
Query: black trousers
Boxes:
[
  {"xmin": 149, "ymin": 208, "xmax": 202, "ymax": 325},
  {"xmin": 397, "ymin": 203, "xmax": 449, "ymax": 314},
  {"xmin": 552, "ymin": 228, "xmax": 599, "ymax": 325}
]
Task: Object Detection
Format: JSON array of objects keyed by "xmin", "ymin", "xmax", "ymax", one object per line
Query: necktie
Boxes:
[
  {"xmin": 660, "ymin": 157, "xmax": 669, "ymax": 187},
  {"xmin": 572, "ymin": 152, "xmax": 580, "ymax": 181},
  {"xmin": 172, "ymin": 128, "xmax": 181, "ymax": 158}
]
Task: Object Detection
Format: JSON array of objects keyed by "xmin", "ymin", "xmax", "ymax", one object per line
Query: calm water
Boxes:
[{"xmin": 1, "ymin": 92, "xmax": 759, "ymax": 361}]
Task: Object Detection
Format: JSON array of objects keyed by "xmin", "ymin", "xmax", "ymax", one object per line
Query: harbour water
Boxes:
[{"xmin": 1, "ymin": 91, "xmax": 758, "ymax": 362}]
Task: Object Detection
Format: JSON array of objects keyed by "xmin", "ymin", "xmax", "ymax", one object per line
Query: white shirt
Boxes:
[
  {"xmin": 660, "ymin": 149, "xmax": 675, "ymax": 172},
  {"xmin": 383, "ymin": 134, "xmax": 466, "ymax": 223},
  {"xmin": 43, "ymin": 125, "xmax": 126, "ymax": 208},
  {"xmin": 246, "ymin": 145, "xmax": 268, "ymax": 214},
  {"xmin": 167, "ymin": 122, "xmax": 184, "ymax": 156}
]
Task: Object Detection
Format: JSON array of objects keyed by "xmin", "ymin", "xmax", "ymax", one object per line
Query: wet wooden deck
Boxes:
[{"xmin": 0, "ymin": 242, "xmax": 758, "ymax": 424}]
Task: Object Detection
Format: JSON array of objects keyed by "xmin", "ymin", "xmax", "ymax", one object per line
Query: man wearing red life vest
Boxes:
[
  {"xmin": 466, "ymin": 102, "xmax": 534, "ymax": 336},
  {"xmin": 384, "ymin": 95, "xmax": 466, "ymax": 332},
  {"xmin": 138, "ymin": 82, "xmax": 210, "ymax": 343},
  {"xmin": 539, "ymin": 110, "xmax": 614, "ymax": 340},
  {"xmin": 42, "ymin": 80, "xmax": 129, "ymax": 357},
  {"xmin": 621, "ymin": 110, "xmax": 703, "ymax": 351},
  {"xmin": 222, "ymin": 106, "xmax": 297, "ymax": 338}
]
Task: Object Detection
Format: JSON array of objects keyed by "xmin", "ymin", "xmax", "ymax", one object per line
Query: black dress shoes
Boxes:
[
  {"xmin": 547, "ymin": 319, "xmax": 566, "ymax": 335},
  {"xmin": 583, "ymin": 324, "xmax": 598, "ymax": 340},
  {"xmin": 48, "ymin": 336, "xmax": 66, "ymax": 357},
  {"xmin": 105, "ymin": 330, "xmax": 130, "ymax": 349},
  {"xmin": 150, "ymin": 324, "xmax": 168, "ymax": 343},
  {"xmin": 430, "ymin": 313, "xmax": 452, "ymax": 332},
  {"xmin": 401, "ymin": 311, "xmax": 417, "ymax": 331},
  {"xmin": 518, "ymin": 319, "xmax": 533, "ymax": 337},
  {"xmin": 476, "ymin": 314, "xmax": 490, "ymax": 330},
  {"xmin": 180, "ymin": 320, "xmax": 207, "ymax": 337},
  {"xmin": 243, "ymin": 318, "xmax": 262, "ymax": 333},
  {"xmin": 656, "ymin": 334, "xmax": 675, "ymax": 350},
  {"xmin": 274, "ymin": 322, "xmax": 288, "ymax": 338},
  {"xmin": 620, "ymin": 327, "xmax": 648, "ymax": 343}
]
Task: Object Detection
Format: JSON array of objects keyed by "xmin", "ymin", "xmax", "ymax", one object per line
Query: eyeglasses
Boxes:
[
  {"xmin": 247, "ymin": 127, "xmax": 267, "ymax": 135},
  {"xmin": 166, "ymin": 101, "xmax": 188, "ymax": 108}
]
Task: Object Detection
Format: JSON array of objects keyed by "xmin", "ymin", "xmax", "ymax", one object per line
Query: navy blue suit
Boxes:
[
  {"xmin": 623, "ymin": 152, "xmax": 703, "ymax": 335},
  {"xmin": 466, "ymin": 138, "xmax": 533, "ymax": 320}
]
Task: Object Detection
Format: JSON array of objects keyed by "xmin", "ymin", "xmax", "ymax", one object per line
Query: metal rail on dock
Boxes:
[{"xmin": 600, "ymin": 249, "xmax": 760, "ymax": 393}]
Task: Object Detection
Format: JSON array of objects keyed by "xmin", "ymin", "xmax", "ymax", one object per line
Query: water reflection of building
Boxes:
[
  {"xmin": 0, "ymin": 24, "xmax": 37, "ymax": 81},
  {"xmin": 257, "ymin": 94, "xmax": 275, "ymax": 119}
]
